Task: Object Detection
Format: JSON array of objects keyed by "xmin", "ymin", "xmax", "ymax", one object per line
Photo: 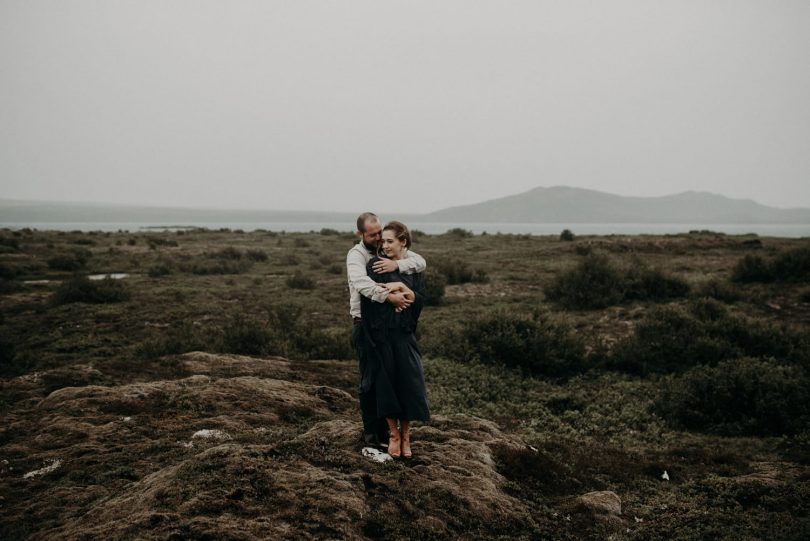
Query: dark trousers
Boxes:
[{"xmin": 352, "ymin": 323, "xmax": 388, "ymax": 440}]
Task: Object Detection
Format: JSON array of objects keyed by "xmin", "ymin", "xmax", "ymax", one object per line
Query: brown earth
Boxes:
[{"xmin": 0, "ymin": 352, "xmax": 601, "ymax": 540}]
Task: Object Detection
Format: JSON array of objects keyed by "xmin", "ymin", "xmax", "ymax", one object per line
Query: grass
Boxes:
[{"xmin": 1, "ymin": 227, "xmax": 809, "ymax": 539}]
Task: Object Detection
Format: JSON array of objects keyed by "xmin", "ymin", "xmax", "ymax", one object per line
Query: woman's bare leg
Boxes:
[
  {"xmin": 401, "ymin": 420, "xmax": 412, "ymax": 458},
  {"xmin": 386, "ymin": 418, "xmax": 401, "ymax": 458}
]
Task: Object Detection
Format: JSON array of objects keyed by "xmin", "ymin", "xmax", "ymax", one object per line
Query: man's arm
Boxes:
[
  {"xmin": 398, "ymin": 249, "xmax": 426, "ymax": 275},
  {"xmin": 346, "ymin": 249, "xmax": 389, "ymax": 303},
  {"xmin": 372, "ymin": 249, "xmax": 427, "ymax": 275}
]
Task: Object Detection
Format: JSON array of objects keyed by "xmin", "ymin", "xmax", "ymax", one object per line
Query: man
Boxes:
[{"xmin": 347, "ymin": 212, "xmax": 426, "ymax": 448}]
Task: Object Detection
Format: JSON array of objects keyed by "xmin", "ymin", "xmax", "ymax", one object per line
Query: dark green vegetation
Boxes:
[
  {"xmin": 545, "ymin": 251, "xmax": 690, "ymax": 309},
  {"xmin": 732, "ymin": 246, "xmax": 810, "ymax": 283},
  {"xmin": 1, "ymin": 227, "xmax": 809, "ymax": 539}
]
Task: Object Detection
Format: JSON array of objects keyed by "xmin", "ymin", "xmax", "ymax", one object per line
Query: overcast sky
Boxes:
[{"xmin": 1, "ymin": 1, "xmax": 809, "ymax": 213}]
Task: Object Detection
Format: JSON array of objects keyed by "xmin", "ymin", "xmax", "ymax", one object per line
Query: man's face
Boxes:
[{"xmin": 359, "ymin": 219, "xmax": 382, "ymax": 251}]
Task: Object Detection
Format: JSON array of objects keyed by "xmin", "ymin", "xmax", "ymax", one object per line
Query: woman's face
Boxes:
[{"xmin": 381, "ymin": 230, "xmax": 406, "ymax": 259}]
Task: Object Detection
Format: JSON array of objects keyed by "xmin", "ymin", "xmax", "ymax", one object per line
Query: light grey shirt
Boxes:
[{"xmin": 346, "ymin": 241, "xmax": 427, "ymax": 318}]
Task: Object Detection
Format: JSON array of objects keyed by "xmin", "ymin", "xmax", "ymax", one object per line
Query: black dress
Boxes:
[{"xmin": 360, "ymin": 256, "xmax": 431, "ymax": 423}]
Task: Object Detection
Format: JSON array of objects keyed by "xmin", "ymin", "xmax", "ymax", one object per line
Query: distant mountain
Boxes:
[
  {"xmin": 2, "ymin": 187, "xmax": 809, "ymax": 225},
  {"xmin": 423, "ymin": 186, "xmax": 810, "ymax": 224}
]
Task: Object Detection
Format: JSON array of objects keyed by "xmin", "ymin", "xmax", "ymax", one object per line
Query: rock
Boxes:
[
  {"xmin": 578, "ymin": 490, "xmax": 622, "ymax": 516},
  {"xmin": 561, "ymin": 490, "xmax": 625, "ymax": 527},
  {"xmin": 23, "ymin": 459, "xmax": 62, "ymax": 479},
  {"xmin": 191, "ymin": 429, "xmax": 231, "ymax": 441},
  {"xmin": 361, "ymin": 447, "xmax": 392, "ymax": 463}
]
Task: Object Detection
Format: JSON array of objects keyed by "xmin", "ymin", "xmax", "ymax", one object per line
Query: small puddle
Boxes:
[
  {"xmin": 88, "ymin": 273, "xmax": 129, "ymax": 280},
  {"xmin": 23, "ymin": 280, "xmax": 52, "ymax": 285}
]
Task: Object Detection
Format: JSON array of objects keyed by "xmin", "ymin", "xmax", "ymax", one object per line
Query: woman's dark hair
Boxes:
[{"xmin": 383, "ymin": 221, "xmax": 412, "ymax": 249}]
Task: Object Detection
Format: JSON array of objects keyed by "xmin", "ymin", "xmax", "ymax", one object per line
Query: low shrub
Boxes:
[
  {"xmin": 281, "ymin": 254, "xmax": 301, "ymax": 266},
  {"xmin": 546, "ymin": 252, "xmax": 690, "ymax": 309},
  {"xmin": 47, "ymin": 249, "xmax": 92, "ymax": 271},
  {"xmin": 0, "ymin": 263, "xmax": 19, "ymax": 280},
  {"xmin": 136, "ymin": 322, "xmax": 219, "ymax": 359},
  {"xmin": 608, "ymin": 299, "xmax": 810, "ymax": 375},
  {"xmin": 186, "ymin": 259, "xmax": 252, "ymax": 275},
  {"xmin": 450, "ymin": 310, "xmax": 586, "ymax": 378},
  {"xmin": 731, "ymin": 254, "xmax": 773, "ymax": 282},
  {"xmin": 319, "ymin": 228, "xmax": 341, "ymax": 236},
  {"xmin": 731, "ymin": 247, "xmax": 810, "ymax": 283},
  {"xmin": 658, "ymin": 357, "xmax": 810, "ymax": 436},
  {"xmin": 148, "ymin": 261, "xmax": 174, "ymax": 277},
  {"xmin": 327, "ymin": 263, "xmax": 343, "ymax": 275},
  {"xmin": 0, "ymin": 338, "xmax": 17, "ymax": 377},
  {"xmin": 0, "ymin": 236, "xmax": 20, "ymax": 251},
  {"xmin": 0, "ymin": 278, "xmax": 23, "ymax": 294},
  {"xmin": 245, "ymin": 249, "xmax": 268, "ymax": 262},
  {"xmin": 545, "ymin": 252, "xmax": 625, "ymax": 309},
  {"xmin": 423, "ymin": 267, "xmax": 447, "ymax": 306},
  {"xmin": 52, "ymin": 275, "xmax": 131, "ymax": 305},
  {"xmin": 222, "ymin": 314, "xmax": 275, "ymax": 355},
  {"xmin": 444, "ymin": 227, "xmax": 474, "ymax": 238},
  {"xmin": 216, "ymin": 305, "xmax": 353, "ymax": 360},
  {"xmin": 147, "ymin": 237, "xmax": 179, "ymax": 247},
  {"xmin": 213, "ymin": 247, "xmax": 243, "ymax": 260},
  {"xmin": 771, "ymin": 246, "xmax": 810, "ymax": 282},
  {"xmin": 286, "ymin": 271, "xmax": 315, "ymax": 290},
  {"xmin": 695, "ymin": 278, "xmax": 742, "ymax": 303},
  {"xmin": 623, "ymin": 266, "xmax": 690, "ymax": 301},
  {"xmin": 433, "ymin": 258, "xmax": 489, "ymax": 285},
  {"xmin": 559, "ymin": 229, "xmax": 575, "ymax": 241}
]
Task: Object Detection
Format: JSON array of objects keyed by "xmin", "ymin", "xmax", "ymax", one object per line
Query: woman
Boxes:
[{"xmin": 360, "ymin": 220, "xmax": 430, "ymax": 459}]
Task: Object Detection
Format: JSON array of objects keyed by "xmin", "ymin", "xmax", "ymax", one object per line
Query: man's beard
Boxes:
[{"xmin": 362, "ymin": 240, "xmax": 378, "ymax": 252}]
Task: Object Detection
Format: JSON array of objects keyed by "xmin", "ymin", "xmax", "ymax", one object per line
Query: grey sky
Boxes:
[{"xmin": 1, "ymin": 1, "xmax": 809, "ymax": 213}]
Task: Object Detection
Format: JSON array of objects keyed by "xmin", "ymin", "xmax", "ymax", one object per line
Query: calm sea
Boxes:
[{"xmin": 1, "ymin": 221, "xmax": 809, "ymax": 237}]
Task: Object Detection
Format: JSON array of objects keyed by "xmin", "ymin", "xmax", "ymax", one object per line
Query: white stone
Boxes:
[
  {"xmin": 191, "ymin": 429, "xmax": 231, "ymax": 441},
  {"xmin": 23, "ymin": 459, "xmax": 62, "ymax": 479},
  {"xmin": 361, "ymin": 447, "xmax": 392, "ymax": 463}
]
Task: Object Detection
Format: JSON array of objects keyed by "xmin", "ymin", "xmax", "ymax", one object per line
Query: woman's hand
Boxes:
[
  {"xmin": 381, "ymin": 281, "xmax": 407, "ymax": 293},
  {"xmin": 380, "ymin": 282, "xmax": 415, "ymax": 312}
]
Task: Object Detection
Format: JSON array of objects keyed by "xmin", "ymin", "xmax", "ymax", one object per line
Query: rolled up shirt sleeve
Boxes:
[
  {"xmin": 347, "ymin": 249, "xmax": 389, "ymax": 303},
  {"xmin": 397, "ymin": 249, "xmax": 426, "ymax": 275}
]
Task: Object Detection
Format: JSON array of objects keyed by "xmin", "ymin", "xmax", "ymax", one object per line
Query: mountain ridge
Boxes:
[
  {"xmin": 424, "ymin": 186, "xmax": 810, "ymax": 224},
  {"xmin": 2, "ymin": 186, "xmax": 809, "ymax": 224}
]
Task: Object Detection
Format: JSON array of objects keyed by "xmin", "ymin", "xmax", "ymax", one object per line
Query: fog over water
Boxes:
[
  {"xmin": 2, "ymin": 1, "xmax": 809, "ymax": 213},
  {"xmin": 2, "ymin": 222, "xmax": 808, "ymax": 238}
]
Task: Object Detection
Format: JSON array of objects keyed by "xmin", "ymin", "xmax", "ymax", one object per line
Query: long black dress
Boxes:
[{"xmin": 360, "ymin": 256, "xmax": 431, "ymax": 423}]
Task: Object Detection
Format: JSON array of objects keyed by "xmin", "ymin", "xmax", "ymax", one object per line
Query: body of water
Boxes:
[{"xmin": 1, "ymin": 221, "xmax": 809, "ymax": 237}]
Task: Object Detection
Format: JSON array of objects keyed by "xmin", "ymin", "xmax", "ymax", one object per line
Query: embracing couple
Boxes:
[{"xmin": 346, "ymin": 212, "xmax": 430, "ymax": 459}]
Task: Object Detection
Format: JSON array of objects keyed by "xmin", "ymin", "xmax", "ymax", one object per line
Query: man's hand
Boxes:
[
  {"xmin": 372, "ymin": 258, "xmax": 398, "ymax": 274},
  {"xmin": 387, "ymin": 291, "xmax": 412, "ymax": 312}
]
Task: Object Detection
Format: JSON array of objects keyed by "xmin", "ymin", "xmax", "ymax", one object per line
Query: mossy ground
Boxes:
[{"xmin": 1, "ymin": 227, "xmax": 809, "ymax": 539}]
